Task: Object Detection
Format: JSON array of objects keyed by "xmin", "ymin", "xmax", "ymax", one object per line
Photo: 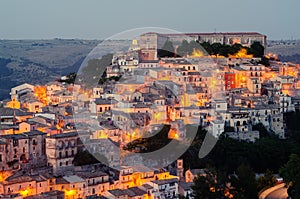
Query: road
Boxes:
[
  {"xmin": 260, "ymin": 183, "xmax": 289, "ymax": 199},
  {"xmin": 265, "ymin": 186, "xmax": 288, "ymax": 199}
]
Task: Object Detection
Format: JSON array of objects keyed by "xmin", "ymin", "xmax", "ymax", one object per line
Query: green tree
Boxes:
[
  {"xmin": 252, "ymin": 123, "xmax": 270, "ymax": 138},
  {"xmin": 280, "ymin": 154, "xmax": 300, "ymax": 184},
  {"xmin": 228, "ymin": 44, "xmax": 243, "ymax": 55},
  {"xmin": 211, "ymin": 43, "xmax": 223, "ymax": 55},
  {"xmin": 248, "ymin": 42, "xmax": 265, "ymax": 57},
  {"xmin": 177, "ymin": 40, "xmax": 190, "ymax": 57},
  {"xmin": 73, "ymin": 150, "xmax": 108, "ymax": 166},
  {"xmin": 64, "ymin": 72, "xmax": 77, "ymax": 84},
  {"xmin": 219, "ymin": 45, "xmax": 231, "ymax": 57},
  {"xmin": 191, "ymin": 169, "xmax": 223, "ymax": 199},
  {"xmin": 259, "ymin": 56, "xmax": 270, "ymax": 66},
  {"xmin": 230, "ymin": 164, "xmax": 258, "ymax": 199},
  {"xmin": 200, "ymin": 42, "xmax": 213, "ymax": 55},
  {"xmin": 257, "ymin": 169, "xmax": 277, "ymax": 192},
  {"xmin": 280, "ymin": 154, "xmax": 300, "ymax": 199},
  {"xmin": 158, "ymin": 40, "xmax": 175, "ymax": 57}
]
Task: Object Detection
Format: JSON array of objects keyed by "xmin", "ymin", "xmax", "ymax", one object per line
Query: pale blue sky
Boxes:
[{"xmin": 0, "ymin": 0, "xmax": 299, "ymax": 40}]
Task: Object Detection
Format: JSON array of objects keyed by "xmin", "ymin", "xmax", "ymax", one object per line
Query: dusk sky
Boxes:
[{"xmin": 0, "ymin": 0, "xmax": 299, "ymax": 40}]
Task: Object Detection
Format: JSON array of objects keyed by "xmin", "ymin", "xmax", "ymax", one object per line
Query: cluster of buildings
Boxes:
[{"xmin": 0, "ymin": 31, "xmax": 299, "ymax": 198}]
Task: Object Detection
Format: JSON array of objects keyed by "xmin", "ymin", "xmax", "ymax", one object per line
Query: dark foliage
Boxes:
[{"xmin": 73, "ymin": 150, "xmax": 108, "ymax": 166}]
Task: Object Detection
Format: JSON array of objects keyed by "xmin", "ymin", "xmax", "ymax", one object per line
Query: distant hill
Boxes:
[
  {"xmin": 0, "ymin": 39, "xmax": 100, "ymax": 100},
  {"xmin": 267, "ymin": 40, "xmax": 300, "ymax": 64}
]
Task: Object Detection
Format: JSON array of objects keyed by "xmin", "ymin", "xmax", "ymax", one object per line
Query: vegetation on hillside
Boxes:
[{"xmin": 158, "ymin": 40, "xmax": 265, "ymax": 58}]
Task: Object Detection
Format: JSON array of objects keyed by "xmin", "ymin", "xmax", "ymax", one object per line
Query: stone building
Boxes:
[{"xmin": 45, "ymin": 132, "xmax": 79, "ymax": 175}]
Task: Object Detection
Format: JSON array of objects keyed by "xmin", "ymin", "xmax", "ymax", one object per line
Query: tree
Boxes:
[
  {"xmin": 177, "ymin": 40, "xmax": 190, "ymax": 57},
  {"xmin": 280, "ymin": 154, "xmax": 300, "ymax": 184},
  {"xmin": 191, "ymin": 169, "xmax": 223, "ymax": 199},
  {"xmin": 230, "ymin": 164, "xmax": 258, "ymax": 199},
  {"xmin": 248, "ymin": 42, "xmax": 265, "ymax": 57},
  {"xmin": 63, "ymin": 72, "xmax": 77, "ymax": 84},
  {"xmin": 280, "ymin": 154, "xmax": 300, "ymax": 199},
  {"xmin": 252, "ymin": 123, "xmax": 270, "ymax": 138},
  {"xmin": 73, "ymin": 150, "xmax": 108, "ymax": 166},
  {"xmin": 211, "ymin": 43, "xmax": 223, "ymax": 55},
  {"xmin": 257, "ymin": 169, "xmax": 277, "ymax": 192},
  {"xmin": 219, "ymin": 45, "xmax": 231, "ymax": 57},
  {"xmin": 228, "ymin": 44, "xmax": 243, "ymax": 55},
  {"xmin": 200, "ymin": 42, "xmax": 213, "ymax": 55},
  {"xmin": 158, "ymin": 40, "xmax": 175, "ymax": 57},
  {"xmin": 259, "ymin": 56, "xmax": 270, "ymax": 66}
]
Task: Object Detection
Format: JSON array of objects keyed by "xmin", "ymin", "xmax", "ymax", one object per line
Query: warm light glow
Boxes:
[
  {"xmin": 224, "ymin": 189, "xmax": 234, "ymax": 198},
  {"xmin": 241, "ymin": 76, "xmax": 246, "ymax": 82},
  {"xmin": 56, "ymin": 119, "xmax": 64, "ymax": 130},
  {"xmin": 282, "ymin": 90, "xmax": 289, "ymax": 95},
  {"xmin": 169, "ymin": 128, "xmax": 179, "ymax": 140},
  {"xmin": 0, "ymin": 171, "xmax": 13, "ymax": 182},
  {"xmin": 153, "ymin": 112, "xmax": 162, "ymax": 122},
  {"xmin": 229, "ymin": 48, "xmax": 253, "ymax": 58},
  {"xmin": 190, "ymin": 48, "xmax": 205, "ymax": 57},
  {"xmin": 64, "ymin": 189, "xmax": 76, "ymax": 198},
  {"xmin": 132, "ymin": 173, "xmax": 142, "ymax": 187},
  {"xmin": 98, "ymin": 133, "xmax": 108, "ymax": 139},
  {"xmin": 34, "ymin": 86, "xmax": 49, "ymax": 106},
  {"xmin": 19, "ymin": 189, "xmax": 29, "ymax": 197},
  {"xmin": 212, "ymin": 80, "xmax": 217, "ymax": 86},
  {"xmin": 265, "ymin": 53, "xmax": 279, "ymax": 61}
]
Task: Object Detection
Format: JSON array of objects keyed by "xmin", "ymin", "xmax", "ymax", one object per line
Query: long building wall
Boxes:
[{"xmin": 140, "ymin": 32, "xmax": 267, "ymax": 50}]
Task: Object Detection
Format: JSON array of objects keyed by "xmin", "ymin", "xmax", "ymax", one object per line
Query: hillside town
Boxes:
[{"xmin": 0, "ymin": 32, "xmax": 300, "ymax": 199}]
